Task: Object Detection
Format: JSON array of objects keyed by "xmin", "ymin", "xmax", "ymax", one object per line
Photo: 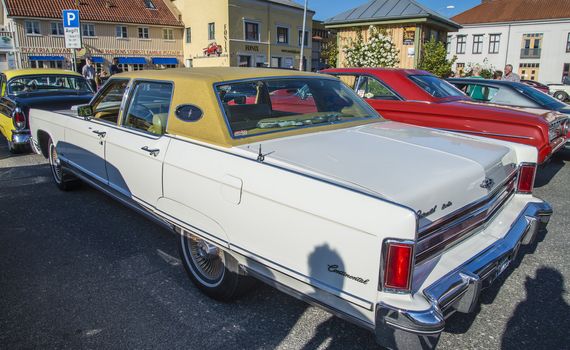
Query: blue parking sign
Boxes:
[{"xmin": 62, "ymin": 10, "xmax": 80, "ymax": 28}]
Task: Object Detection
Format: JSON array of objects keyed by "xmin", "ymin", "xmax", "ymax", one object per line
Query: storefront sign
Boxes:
[
  {"xmin": 282, "ymin": 49, "xmax": 301, "ymax": 54},
  {"xmin": 245, "ymin": 45, "xmax": 259, "ymax": 52}
]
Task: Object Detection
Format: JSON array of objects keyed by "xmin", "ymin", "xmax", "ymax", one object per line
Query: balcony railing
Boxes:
[{"xmin": 521, "ymin": 48, "xmax": 541, "ymax": 58}]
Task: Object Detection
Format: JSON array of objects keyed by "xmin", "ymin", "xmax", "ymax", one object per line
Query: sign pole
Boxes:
[{"xmin": 299, "ymin": 0, "xmax": 308, "ymax": 71}]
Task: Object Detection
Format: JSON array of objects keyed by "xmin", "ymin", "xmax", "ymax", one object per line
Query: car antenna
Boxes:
[{"xmin": 257, "ymin": 144, "xmax": 274, "ymax": 162}]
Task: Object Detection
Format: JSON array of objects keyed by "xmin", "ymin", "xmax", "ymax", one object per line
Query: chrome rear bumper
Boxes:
[
  {"xmin": 11, "ymin": 130, "xmax": 31, "ymax": 145},
  {"xmin": 375, "ymin": 201, "xmax": 552, "ymax": 350}
]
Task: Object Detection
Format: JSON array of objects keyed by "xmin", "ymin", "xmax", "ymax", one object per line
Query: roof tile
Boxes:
[
  {"xmin": 4, "ymin": 0, "xmax": 183, "ymax": 27},
  {"xmin": 452, "ymin": 0, "xmax": 570, "ymax": 24}
]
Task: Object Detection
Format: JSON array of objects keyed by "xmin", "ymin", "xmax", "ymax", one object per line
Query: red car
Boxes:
[
  {"xmin": 322, "ymin": 68, "xmax": 568, "ymax": 164},
  {"xmin": 521, "ymin": 79, "xmax": 550, "ymax": 94}
]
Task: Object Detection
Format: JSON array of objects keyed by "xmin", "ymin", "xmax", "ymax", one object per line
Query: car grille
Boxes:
[{"xmin": 415, "ymin": 168, "xmax": 518, "ymax": 264}]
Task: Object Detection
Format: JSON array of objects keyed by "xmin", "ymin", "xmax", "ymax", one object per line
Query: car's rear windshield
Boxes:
[
  {"xmin": 215, "ymin": 77, "xmax": 380, "ymax": 138},
  {"xmin": 8, "ymin": 75, "xmax": 93, "ymax": 96},
  {"xmin": 409, "ymin": 75, "xmax": 465, "ymax": 99},
  {"xmin": 514, "ymin": 83, "xmax": 566, "ymax": 110}
]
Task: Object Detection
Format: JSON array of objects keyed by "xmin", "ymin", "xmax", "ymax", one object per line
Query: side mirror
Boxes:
[{"xmin": 74, "ymin": 104, "xmax": 93, "ymax": 119}]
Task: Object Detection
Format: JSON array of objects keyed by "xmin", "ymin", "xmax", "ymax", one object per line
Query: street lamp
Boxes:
[{"xmin": 299, "ymin": 0, "xmax": 308, "ymax": 71}]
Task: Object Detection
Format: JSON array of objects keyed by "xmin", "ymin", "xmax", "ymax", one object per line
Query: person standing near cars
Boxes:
[
  {"xmin": 82, "ymin": 58, "xmax": 97, "ymax": 91},
  {"xmin": 109, "ymin": 58, "xmax": 122, "ymax": 76},
  {"xmin": 502, "ymin": 64, "xmax": 520, "ymax": 82}
]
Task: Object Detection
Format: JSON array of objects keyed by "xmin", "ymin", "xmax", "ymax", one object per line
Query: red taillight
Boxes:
[
  {"xmin": 12, "ymin": 109, "xmax": 26, "ymax": 130},
  {"xmin": 517, "ymin": 163, "xmax": 536, "ymax": 194},
  {"xmin": 383, "ymin": 241, "xmax": 413, "ymax": 291}
]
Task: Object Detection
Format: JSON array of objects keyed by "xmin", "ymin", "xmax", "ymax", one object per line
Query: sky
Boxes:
[{"xmin": 309, "ymin": 0, "xmax": 482, "ymax": 21}]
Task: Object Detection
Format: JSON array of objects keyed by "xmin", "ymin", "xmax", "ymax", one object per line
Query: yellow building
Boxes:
[
  {"xmin": 325, "ymin": 0, "xmax": 461, "ymax": 69},
  {"xmin": 174, "ymin": 0, "xmax": 314, "ymax": 70}
]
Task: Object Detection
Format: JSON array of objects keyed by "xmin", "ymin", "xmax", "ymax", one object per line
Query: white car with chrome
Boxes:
[{"xmin": 28, "ymin": 68, "xmax": 552, "ymax": 349}]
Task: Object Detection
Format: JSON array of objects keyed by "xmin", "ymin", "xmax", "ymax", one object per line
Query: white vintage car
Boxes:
[{"xmin": 29, "ymin": 68, "xmax": 552, "ymax": 349}]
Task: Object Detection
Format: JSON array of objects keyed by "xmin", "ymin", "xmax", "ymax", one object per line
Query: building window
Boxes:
[
  {"xmin": 298, "ymin": 30, "xmax": 309, "ymax": 46},
  {"xmin": 25, "ymin": 21, "xmax": 40, "ymax": 35},
  {"xmin": 163, "ymin": 28, "xmax": 174, "ymax": 40},
  {"xmin": 238, "ymin": 55, "xmax": 251, "ymax": 67},
  {"xmin": 519, "ymin": 63, "xmax": 540, "ymax": 81},
  {"xmin": 245, "ymin": 21, "xmax": 260, "ymax": 42},
  {"xmin": 521, "ymin": 33, "xmax": 542, "ymax": 58},
  {"xmin": 446, "ymin": 35, "xmax": 451, "ymax": 54},
  {"xmin": 456, "ymin": 63, "xmax": 465, "ymax": 76},
  {"xmin": 30, "ymin": 60, "xmax": 63, "ymax": 69},
  {"xmin": 277, "ymin": 26, "xmax": 288, "ymax": 44},
  {"xmin": 456, "ymin": 35, "xmax": 466, "ymax": 54},
  {"xmin": 472, "ymin": 35, "xmax": 483, "ymax": 54},
  {"xmin": 489, "ymin": 34, "xmax": 500, "ymax": 54},
  {"xmin": 82, "ymin": 23, "xmax": 95, "ymax": 37},
  {"xmin": 138, "ymin": 27, "xmax": 149, "ymax": 39},
  {"xmin": 185, "ymin": 27, "xmax": 191, "ymax": 43},
  {"xmin": 144, "ymin": 0, "xmax": 156, "ymax": 9},
  {"xmin": 51, "ymin": 22, "xmax": 64, "ymax": 36},
  {"xmin": 208, "ymin": 23, "xmax": 215, "ymax": 40},
  {"xmin": 116, "ymin": 26, "xmax": 128, "ymax": 38}
]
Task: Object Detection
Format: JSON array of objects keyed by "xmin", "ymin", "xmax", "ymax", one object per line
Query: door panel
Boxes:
[{"xmin": 62, "ymin": 117, "xmax": 108, "ymax": 183}]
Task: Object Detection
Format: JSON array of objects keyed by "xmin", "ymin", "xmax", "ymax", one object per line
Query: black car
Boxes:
[{"xmin": 0, "ymin": 69, "xmax": 95, "ymax": 153}]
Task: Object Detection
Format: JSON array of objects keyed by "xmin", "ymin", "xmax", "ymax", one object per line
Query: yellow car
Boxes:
[{"xmin": 0, "ymin": 68, "xmax": 94, "ymax": 153}]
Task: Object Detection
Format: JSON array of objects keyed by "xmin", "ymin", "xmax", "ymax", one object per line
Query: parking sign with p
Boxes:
[{"xmin": 62, "ymin": 9, "xmax": 81, "ymax": 49}]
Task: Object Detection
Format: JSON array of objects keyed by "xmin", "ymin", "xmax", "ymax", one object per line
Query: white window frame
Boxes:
[
  {"xmin": 276, "ymin": 25, "xmax": 289, "ymax": 44},
  {"xmin": 116, "ymin": 26, "xmax": 128, "ymax": 39},
  {"xmin": 489, "ymin": 34, "xmax": 501, "ymax": 54},
  {"xmin": 185, "ymin": 27, "xmax": 191, "ymax": 44},
  {"xmin": 162, "ymin": 28, "xmax": 174, "ymax": 41},
  {"xmin": 138, "ymin": 27, "xmax": 150, "ymax": 39},
  {"xmin": 244, "ymin": 20, "xmax": 260, "ymax": 42},
  {"xmin": 82, "ymin": 23, "xmax": 96, "ymax": 37},
  {"xmin": 456, "ymin": 35, "xmax": 466, "ymax": 54},
  {"xmin": 25, "ymin": 21, "xmax": 41, "ymax": 36},
  {"xmin": 208, "ymin": 22, "xmax": 215, "ymax": 41},
  {"xmin": 50, "ymin": 22, "xmax": 64, "ymax": 36},
  {"xmin": 472, "ymin": 34, "xmax": 483, "ymax": 54}
]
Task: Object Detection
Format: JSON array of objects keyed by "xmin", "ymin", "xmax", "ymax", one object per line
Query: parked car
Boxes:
[
  {"xmin": 322, "ymin": 68, "xmax": 568, "ymax": 164},
  {"xmin": 0, "ymin": 68, "xmax": 94, "ymax": 153},
  {"xmin": 547, "ymin": 76, "xmax": 570, "ymax": 101},
  {"xmin": 29, "ymin": 68, "xmax": 552, "ymax": 350},
  {"xmin": 448, "ymin": 78, "xmax": 570, "ymax": 147},
  {"xmin": 521, "ymin": 79, "xmax": 550, "ymax": 94}
]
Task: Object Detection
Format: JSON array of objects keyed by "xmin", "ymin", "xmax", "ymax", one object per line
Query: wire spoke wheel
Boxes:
[
  {"xmin": 49, "ymin": 143, "xmax": 63, "ymax": 183},
  {"xmin": 183, "ymin": 234, "xmax": 225, "ymax": 287}
]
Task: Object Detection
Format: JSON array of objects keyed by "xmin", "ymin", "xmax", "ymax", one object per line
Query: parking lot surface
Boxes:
[{"xmin": 1, "ymin": 139, "xmax": 569, "ymax": 350}]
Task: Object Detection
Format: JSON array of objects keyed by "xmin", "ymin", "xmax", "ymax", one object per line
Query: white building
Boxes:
[{"xmin": 447, "ymin": 0, "xmax": 570, "ymax": 84}]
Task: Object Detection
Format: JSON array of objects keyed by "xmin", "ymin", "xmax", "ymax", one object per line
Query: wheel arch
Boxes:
[{"xmin": 36, "ymin": 130, "xmax": 51, "ymax": 158}]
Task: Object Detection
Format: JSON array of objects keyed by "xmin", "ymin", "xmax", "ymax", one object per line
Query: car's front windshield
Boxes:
[
  {"xmin": 515, "ymin": 83, "xmax": 566, "ymax": 110},
  {"xmin": 216, "ymin": 77, "xmax": 380, "ymax": 138},
  {"xmin": 8, "ymin": 75, "xmax": 93, "ymax": 96},
  {"xmin": 409, "ymin": 75, "xmax": 466, "ymax": 99}
]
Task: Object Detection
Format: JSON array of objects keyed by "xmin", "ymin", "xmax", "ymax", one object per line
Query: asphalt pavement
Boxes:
[{"xmin": 0, "ymin": 138, "xmax": 569, "ymax": 350}]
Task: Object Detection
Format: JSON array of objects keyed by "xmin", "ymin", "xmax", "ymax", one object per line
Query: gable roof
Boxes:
[
  {"xmin": 3, "ymin": 0, "xmax": 184, "ymax": 27},
  {"xmin": 324, "ymin": 0, "xmax": 460, "ymax": 28},
  {"xmin": 452, "ymin": 0, "xmax": 570, "ymax": 25}
]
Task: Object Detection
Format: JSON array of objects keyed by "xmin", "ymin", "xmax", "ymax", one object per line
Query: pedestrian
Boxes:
[
  {"xmin": 501, "ymin": 64, "xmax": 520, "ymax": 82},
  {"xmin": 493, "ymin": 70, "xmax": 503, "ymax": 80},
  {"xmin": 82, "ymin": 57, "xmax": 97, "ymax": 91},
  {"xmin": 109, "ymin": 58, "xmax": 122, "ymax": 75},
  {"xmin": 471, "ymin": 65, "xmax": 483, "ymax": 78}
]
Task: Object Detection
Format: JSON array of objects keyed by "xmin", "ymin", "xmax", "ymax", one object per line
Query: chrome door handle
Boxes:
[
  {"xmin": 92, "ymin": 130, "xmax": 106, "ymax": 137},
  {"xmin": 141, "ymin": 146, "xmax": 160, "ymax": 156}
]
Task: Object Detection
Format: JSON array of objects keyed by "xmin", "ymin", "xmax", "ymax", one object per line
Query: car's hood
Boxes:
[{"xmin": 238, "ymin": 121, "xmax": 517, "ymax": 224}]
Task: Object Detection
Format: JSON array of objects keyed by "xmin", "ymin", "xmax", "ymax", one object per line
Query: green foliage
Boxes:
[
  {"xmin": 418, "ymin": 38, "xmax": 457, "ymax": 77},
  {"xmin": 321, "ymin": 35, "xmax": 338, "ymax": 68},
  {"xmin": 343, "ymin": 26, "xmax": 399, "ymax": 68}
]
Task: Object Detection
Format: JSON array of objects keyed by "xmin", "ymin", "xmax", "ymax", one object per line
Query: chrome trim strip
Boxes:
[{"xmin": 440, "ymin": 128, "xmax": 534, "ymax": 140}]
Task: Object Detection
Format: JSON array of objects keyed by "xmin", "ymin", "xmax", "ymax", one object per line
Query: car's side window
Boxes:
[
  {"xmin": 123, "ymin": 81, "xmax": 173, "ymax": 136},
  {"xmin": 91, "ymin": 79, "xmax": 129, "ymax": 123},
  {"xmin": 356, "ymin": 76, "xmax": 399, "ymax": 100},
  {"xmin": 465, "ymin": 84, "xmax": 498, "ymax": 102}
]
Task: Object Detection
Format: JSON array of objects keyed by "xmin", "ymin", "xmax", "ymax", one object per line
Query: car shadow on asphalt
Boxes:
[
  {"xmin": 443, "ymin": 225, "xmax": 550, "ymax": 336},
  {"xmin": 535, "ymin": 156, "xmax": 566, "ymax": 188}
]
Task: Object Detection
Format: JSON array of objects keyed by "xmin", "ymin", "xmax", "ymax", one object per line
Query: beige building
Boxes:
[
  {"xmin": 325, "ymin": 0, "xmax": 461, "ymax": 69},
  {"xmin": 174, "ymin": 0, "xmax": 314, "ymax": 70},
  {"xmin": 2, "ymin": 0, "xmax": 184, "ymax": 72}
]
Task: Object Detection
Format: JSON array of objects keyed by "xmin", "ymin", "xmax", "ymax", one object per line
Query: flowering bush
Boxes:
[
  {"xmin": 343, "ymin": 26, "xmax": 399, "ymax": 68},
  {"xmin": 464, "ymin": 59, "xmax": 496, "ymax": 79}
]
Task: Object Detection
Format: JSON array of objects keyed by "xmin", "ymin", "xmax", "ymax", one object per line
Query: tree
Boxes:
[
  {"xmin": 321, "ymin": 35, "xmax": 338, "ymax": 68},
  {"xmin": 418, "ymin": 38, "xmax": 457, "ymax": 77},
  {"xmin": 343, "ymin": 26, "xmax": 399, "ymax": 68}
]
